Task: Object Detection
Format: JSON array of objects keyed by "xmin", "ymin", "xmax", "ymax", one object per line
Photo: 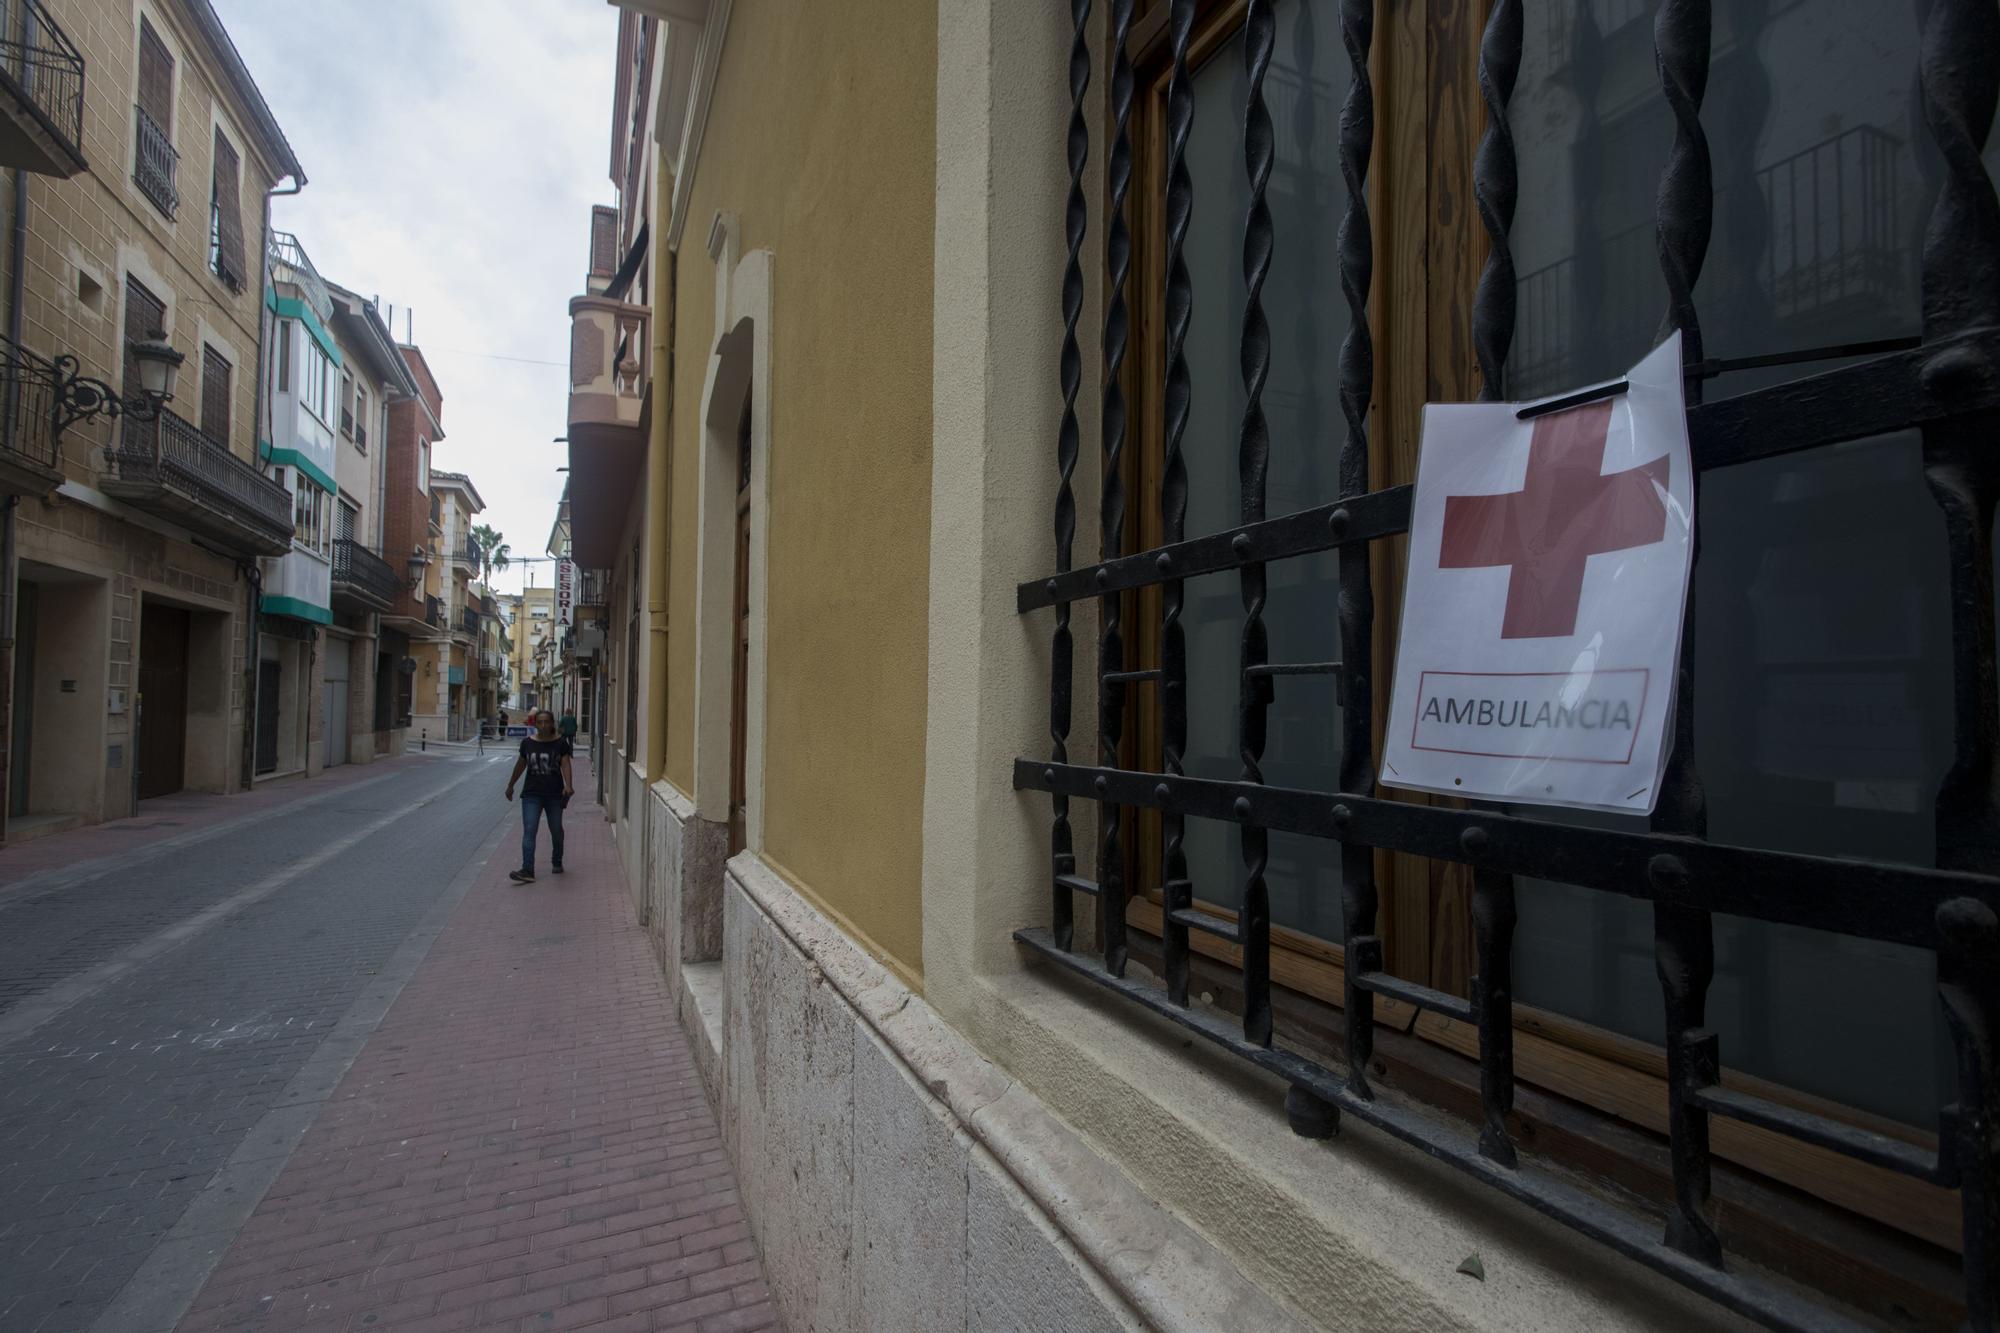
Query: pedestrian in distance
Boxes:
[
  {"xmin": 558, "ymin": 709, "xmax": 578, "ymax": 743},
  {"xmin": 504, "ymin": 708, "xmax": 573, "ymax": 883}
]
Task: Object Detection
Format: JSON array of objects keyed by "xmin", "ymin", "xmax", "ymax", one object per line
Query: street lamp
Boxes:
[
  {"xmin": 405, "ymin": 546, "xmax": 429, "ymax": 594},
  {"xmin": 52, "ymin": 332, "xmax": 183, "ymax": 440}
]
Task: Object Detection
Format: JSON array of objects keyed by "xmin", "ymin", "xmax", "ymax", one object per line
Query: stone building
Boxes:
[{"xmin": 0, "ymin": 0, "xmax": 299, "ymax": 838}]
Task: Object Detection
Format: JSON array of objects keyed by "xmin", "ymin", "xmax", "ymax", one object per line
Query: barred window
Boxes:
[{"xmin": 1018, "ymin": 0, "xmax": 2000, "ymax": 1326}]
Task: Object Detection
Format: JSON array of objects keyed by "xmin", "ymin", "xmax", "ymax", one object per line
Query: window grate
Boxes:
[{"xmin": 1011, "ymin": 1, "xmax": 2000, "ymax": 1329}]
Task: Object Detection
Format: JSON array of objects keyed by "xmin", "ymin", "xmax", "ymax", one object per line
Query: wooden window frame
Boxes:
[{"xmin": 1111, "ymin": 0, "xmax": 1956, "ymax": 1321}]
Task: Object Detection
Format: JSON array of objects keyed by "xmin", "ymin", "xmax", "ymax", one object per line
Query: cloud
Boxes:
[{"xmin": 210, "ymin": 0, "xmax": 619, "ymax": 594}]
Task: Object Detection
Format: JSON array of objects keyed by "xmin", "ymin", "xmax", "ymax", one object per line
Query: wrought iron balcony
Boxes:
[
  {"xmin": 459, "ymin": 606, "xmax": 480, "ymax": 637},
  {"xmin": 0, "ymin": 331, "xmax": 67, "ymax": 497},
  {"xmin": 132, "ymin": 102, "xmax": 175, "ymax": 217},
  {"xmin": 423, "ymin": 593, "xmax": 441, "ymax": 629},
  {"xmin": 578, "ymin": 568, "xmax": 611, "ymax": 607},
  {"xmin": 0, "ymin": 0, "xmax": 85, "ymax": 177},
  {"xmin": 451, "ymin": 534, "xmax": 478, "ymax": 570},
  {"xmin": 103, "ymin": 407, "xmax": 290, "ymax": 555},
  {"xmin": 330, "ymin": 538, "xmax": 399, "ymax": 613},
  {"xmin": 267, "ymin": 231, "xmax": 332, "ymax": 324}
]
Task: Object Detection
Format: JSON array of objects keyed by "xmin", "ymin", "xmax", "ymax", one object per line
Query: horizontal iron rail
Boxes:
[
  {"xmin": 1690, "ymin": 1085, "xmax": 1947, "ymax": 1184},
  {"xmin": 1013, "ymin": 759, "xmax": 2000, "ymax": 948},
  {"xmin": 1017, "ymin": 328, "xmax": 2000, "ymax": 611},
  {"xmin": 1015, "ymin": 927, "xmax": 1871, "ymax": 1333}
]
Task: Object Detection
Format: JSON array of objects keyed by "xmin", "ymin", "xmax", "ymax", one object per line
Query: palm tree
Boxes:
[{"xmin": 471, "ymin": 524, "xmax": 511, "ymax": 587}]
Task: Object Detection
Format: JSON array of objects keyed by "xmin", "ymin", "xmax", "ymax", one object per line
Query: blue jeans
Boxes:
[{"xmin": 521, "ymin": 793, "xmax": 565, "ymax": 872}]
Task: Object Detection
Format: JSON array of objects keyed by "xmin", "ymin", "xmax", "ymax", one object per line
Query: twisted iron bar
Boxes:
[
  {"xmin": 1470, "ymin": 0, "xmax": 1520, "ymax": 400},
  {"xmin": 1051, "ymin": 0, "xmax": 1091, "ymax": 953},
  {"xmin": 1332, "ymin": 0, "xmax": 1379, "ymax": 1103},
  {"xmin": 1650, "ymin": 0, "xmax": 1720, "ymax": 1269},
  {"xmin": 1160, "ymin": 0, "xmax": 1195, "ymax": 1008},
  {"xmin": 1096, "ymin": 0, "xmax": 1136, "ymax": 979},
  {"xmin": 1464, "ymin": 0, "xmax": 1521, "ymax": 1164},
  {"xmin": 1236, "ymin": 0, "xmax": 1276, "ymax": 1047},
  {"xmin": 1919, "ymin": 0, "xmax": 2000, "ymax": 1320}
]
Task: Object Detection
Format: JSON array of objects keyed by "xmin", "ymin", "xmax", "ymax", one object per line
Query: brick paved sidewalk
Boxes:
[{"xmin": 174, "ymin": 778, "xmax": 774, "ymax": 1333}]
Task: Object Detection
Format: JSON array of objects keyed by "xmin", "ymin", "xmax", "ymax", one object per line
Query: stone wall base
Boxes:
[{"xmin": 705, "ymin": 854, "xmax": 1311, "ymax": 1333}]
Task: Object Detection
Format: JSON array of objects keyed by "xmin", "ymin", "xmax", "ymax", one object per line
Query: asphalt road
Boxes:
[{"xmin": 0, "ymin": 751, "xmax": 516, "ymax": 1333}]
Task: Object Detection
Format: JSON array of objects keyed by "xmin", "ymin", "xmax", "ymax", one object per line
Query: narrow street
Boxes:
[{"xmin": 0, "ymin": 752, "xmax": 768, "ymax": 1333}]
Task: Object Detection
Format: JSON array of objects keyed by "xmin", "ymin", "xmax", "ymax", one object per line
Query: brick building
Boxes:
[{"xmin": 0, "ymin": 0, "xmax": 300, "ymax": 838}]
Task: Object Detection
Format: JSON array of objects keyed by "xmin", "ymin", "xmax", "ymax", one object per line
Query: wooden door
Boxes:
[
  {"xmin": 9, "ymin": 581, "xmax": 35, "ymax": 818},
  {"xmin": 728, "ymin": 397, "xmax": 751, "ymax": 855},
  {"xmin": 136, "ymin": 603, "xmax": 189, "ymax": 800},
  {"xmin": 255, "ymin": 659, "xmax": 280, "ymax": 774}
]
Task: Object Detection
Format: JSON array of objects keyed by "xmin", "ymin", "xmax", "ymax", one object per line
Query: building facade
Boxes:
[
  {"xmin": 564, "ymin": 1, "xmax": 2000, "ymax": 1329},
  {"xmin": 376, "ymin": 340, "xmax": 444, "ymax": 744},
  {"xmin": 0, "ymin": 0, "xmax": 300, "ymax": 838},
  {"xmin": 323, "ymin": 280, "xmax": 418, "ymax": 765},
  {"xmin": 421, "ymin": 469, "xmax": 483, "ymax": 742}
]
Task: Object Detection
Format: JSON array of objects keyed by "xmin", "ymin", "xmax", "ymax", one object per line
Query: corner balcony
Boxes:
[
  {"xmin": 331, "ymin": 538, "xmax": 399, "ymax": 613},
  {"xmin": 451, "ymin": 533, "xmax": 477, "ymax": 571},
  {"xmin": 268, "ymin": 231, "xmax": 332, "ymax": 324},
  {"xmin": 0, "ymin": 0, "xmax": 85, "ymax": 177},
  {"xmin": 0, "ymin": 333, "xmax": 69, "ymax": 498},
  {"xmin": 103, "ymin": 408, "xmax": 292, "ymax": 556},
  {"xmin": 567, "ymin": 294, "xmax": 648, "ymax": 568}
]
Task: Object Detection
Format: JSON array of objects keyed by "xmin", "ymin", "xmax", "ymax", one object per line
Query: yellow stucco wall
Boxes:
[{"xmin": 664, "ymin": 0, "xmax": 936, "ymax": 980}]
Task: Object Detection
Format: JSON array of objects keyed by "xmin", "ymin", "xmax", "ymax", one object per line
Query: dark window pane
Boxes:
[{"xmin": 1179, "ymin": 0, "xmax": 1347, "ymax": 941}]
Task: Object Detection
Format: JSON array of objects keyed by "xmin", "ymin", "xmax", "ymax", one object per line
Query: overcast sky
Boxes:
[{"xmin": 210, "ymin": 0, "xmax": 620, "ymax": 598}]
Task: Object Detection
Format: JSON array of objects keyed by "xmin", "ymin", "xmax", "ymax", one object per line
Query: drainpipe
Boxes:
[
  {"xmin": 0, "ymin": 164, "xmax": 27, "ymax": 840},
  {"xmin": 642, "ymin": 151, "xmax": 674, "ymax": 781},
  {"xmin": 243, "ymin": 177, "xmax": 303, "ymax": 791}
]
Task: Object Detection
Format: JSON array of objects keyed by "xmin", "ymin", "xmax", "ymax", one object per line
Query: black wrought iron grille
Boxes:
[{"xmin": 1011, "ymin": 1, "xmax": 2000, "ymax": 1329}]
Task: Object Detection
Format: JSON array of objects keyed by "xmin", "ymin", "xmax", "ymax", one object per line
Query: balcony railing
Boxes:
[
  {"xmin": 459, "ymin": 606, "xmax": 480, "ymax": 636},
  {"xmin": 423, "ymin": 594, "xmax": 441, "ymax": 629},
  {"xmin": 578, "ymin": 568, "xmax": 611, "ymax": 606},
  {"xmin": 568, "ymin": 295, "xmax": 648, "ymax": 437},
  {"xmin": 106, "ymin": 407, "xmax": 290, "ymax": 553},
  {"xmin": 109, "ymin": 404, "xmax": 290, "ymax": 548},
  {"xmin": 0, "ymin": 331, "xmax": 65, "ymax": 489},
  {"xmin": 331, "ymin": 538, "xmax": 399, "ymax": 609},
  {"xmin": 132, "ymin": 103, "xmax": 175, "ymax": 217},
  {"xmin": 0, "ymin": 0, "xmax": 85, "ymax": 172},
  {"xmin": 452, "ymin": 535, "xmax": 478, "ymax": 569},
  {"xmin": 267, "ymin": 231, "xmax": 331, "ymax": 323}
]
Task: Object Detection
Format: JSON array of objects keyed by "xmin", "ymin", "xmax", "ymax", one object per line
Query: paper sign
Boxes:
[{"xmin": 1381, "ymin": 334, "xmax": 1694, "ymax": 813}]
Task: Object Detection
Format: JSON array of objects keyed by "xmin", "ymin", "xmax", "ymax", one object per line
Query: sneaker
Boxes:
[
  {"xmin": 552, "ymin": 864, "xmax": 565, "ymax": 875},
  {"xmin": 509, "ymin": 869, "xmax": 535, "ymax": 884}
]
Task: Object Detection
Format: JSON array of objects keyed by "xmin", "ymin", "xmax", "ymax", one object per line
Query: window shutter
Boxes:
[
  {"xmin": 211, "ymin": 131, "xmax": 245, "ymax": 288},
  {"xmin": 200, "ymin": 345, "xmax": 231, "ymax": 445},
  {"xmin": 122, "ymin": 277, "xmax": 166, "ymax": 398},
  {"xmin": 137, "ymin": 20, "xmax": 172, "ymax": 129},
  {"xmin": 337, "ymin": 500, "xmax": 357, "ymax": 545}
]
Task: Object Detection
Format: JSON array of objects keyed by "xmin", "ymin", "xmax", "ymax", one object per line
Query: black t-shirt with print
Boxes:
[{"xmin": 518, "ymin": 736, "xmax": 571, "ymax": 798}]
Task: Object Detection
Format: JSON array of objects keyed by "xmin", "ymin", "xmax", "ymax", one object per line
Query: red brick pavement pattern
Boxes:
[{"xmin": 175, "ymin": 777, "xmax": 775, "ymax": 1333}]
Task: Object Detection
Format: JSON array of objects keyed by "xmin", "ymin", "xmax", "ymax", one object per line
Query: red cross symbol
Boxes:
[{"xmin": 1438, "ymin": 400, "xmax": 1669, "ymax": 640}]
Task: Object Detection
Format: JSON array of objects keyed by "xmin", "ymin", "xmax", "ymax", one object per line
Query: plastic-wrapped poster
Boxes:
[{"xmin": 1381, "ymin": 333, "xmax": 1693, "ymax": 814}]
